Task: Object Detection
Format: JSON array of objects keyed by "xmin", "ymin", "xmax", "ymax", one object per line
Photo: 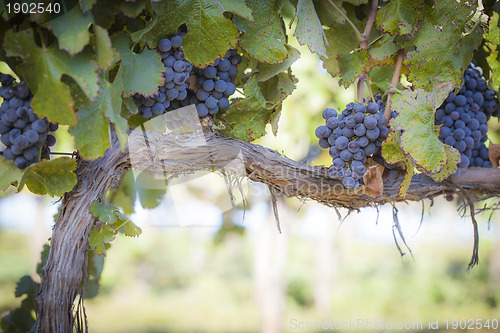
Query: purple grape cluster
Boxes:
[
  {"xmin": 133, "ymin": 34, "xmax": 192, "ymax": 118},
  {"xmin": 191, "ymin": 49, "xmax": 240, "ymax": 117},
  {"xmin": 316, "ymin": 98, "xmax": 389, "ymax": 189},
  {"xmin": 134, "ymin": 33, "xmax": 241, "ymax": 119},
  {"xmin": 435, "ymin": 63, "xmax": 499, "ymax": 171},
  {"xmin": 0, "ymin": 74, "xmax": 58, "ymax": 169}
]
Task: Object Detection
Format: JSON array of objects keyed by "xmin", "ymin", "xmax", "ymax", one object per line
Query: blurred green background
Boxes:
[{"xmin": 1, "ymin": 32, "xmax": 500, "ymax": 333}]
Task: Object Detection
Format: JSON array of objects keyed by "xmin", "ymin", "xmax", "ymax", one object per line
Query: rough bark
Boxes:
[
  {"xmin": 36, "ymin": 133, "xmax": 129, "ymax": 332},
  {"xmin": 36, "ymin": 128, "xmax": 500, "ymax": 331}
]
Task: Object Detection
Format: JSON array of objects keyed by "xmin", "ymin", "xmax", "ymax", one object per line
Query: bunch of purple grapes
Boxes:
[
  {"xmin": 191, "ymin": 49, "xmax": 240, "ymax": 117},
  {"xmin": 134, "ymin": 33, "xmax": 241, "ymax": 119},
  {"xmin": 316, "ymin": 99, "xmax": 389, "ymax": 189},
  {"xmin": 133, "ymin": 34, "xmax": 192, "ymax": 118},
  {"xmin": 435, "ymin": 63, "xmax": 499, "ymax": 171},
  {"xmin": 0, "ymin": 74, "xmax": 58, "ymax": 169}
]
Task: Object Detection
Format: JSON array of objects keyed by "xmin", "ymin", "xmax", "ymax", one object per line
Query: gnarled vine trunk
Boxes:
[
  {"xmin": 35, "ymin": 133, "xmax": 129, "ymax": 332},
  {"xmin": 36, "ymin": 128, "xmax": 500, "ymax": 332}
]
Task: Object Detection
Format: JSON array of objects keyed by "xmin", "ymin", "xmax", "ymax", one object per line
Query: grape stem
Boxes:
[
  {"xmin": 356, "ymin": 0, "xmax": 379, "ymax": 101},
  {"xmin": 384, "ymin": 51, "xmax": 405, "ymax": 124},
  {"xmin": 326, "ymin": 0, "xmax": 363, "ymax": 43}
]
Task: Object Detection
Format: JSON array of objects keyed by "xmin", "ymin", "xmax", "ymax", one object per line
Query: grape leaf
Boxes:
[
  {"xmin": 44, "ymin": 5, "xmax": 94, "ymax": 55},
  {"xmin": 92, "ymin": 0, "xmax": 121, "ymax": 29},
  {"xmin": 314, "ymin": 0, "xmax": 345, "ymax": 26},
  {"xmin": 19, "ymin": 157, "xmax": 77, "ymax": 197},
  {"xmin": 376, "ymin": 0, "xmax": 425, "ymax": 39},
  {"xmin": 369, "ymin": 34, "xmax": 399, "ymax": 61},
  {"xmin": 101, "ymin": 67, "xmax": 128, "ymax": 151},
  {"xmin": 485, "ymin": 13, "xmax": 500, "ymax": 88},
  {"xmin": 0, "ymin": 157, "xmax": 24, "ymax": 191},
  {"xmin": 391, "ymin": 82, "xmax": 455, "ymax": 174},
  {"xmin": 256, "ymin": 44, "xmax": 300, "ymax": 82},
  {"xmin": 403, "ymin": 0, "xmax": 483, "ymax": 90},
  {"xmin": 233, "ymin": 0, "xmax": 288, "ymax": 64},
  {"xmin": 218, "ymin": 0, "xmax": 254, "ymax": 20},
  {"xmin": 90, "ymin": 199, "xmax": 117, "ymax": 225},
  {"xmin": 111, "ymin": 33, "xmax": 164, "ymax": 97},
  {"xmin": 80, "ymin": 0, "xmax": 97, "ymax": 12},
  {"xmin": 70, "ymin": 86, "xmax": 111, "ymax": 160},
  {"xmin": 142, "ymin": 0, "xmax": 239, "ymax": 67},
  {"xmin": 428, "ymin": 145, "xmax": 460, "ymax": 182},
  {"xmin": 121, "ymin": 0, "xmax": 147, "ymax": 17},
  {"xmin": 293, "ymin": 0, "xmax": 328, "ymax": 58},
  {"xmin": 259, "ymin": 72, "xmax": 297, "ymax": 106},
  {"xmin": 344, "ymin": 0, "xmax": 369, "ymax": 4},
  {"xmin": 220, "ymin": 75, "xmax": 270, "ymax": 141},
  {"xmin": 14, "ymin": 275, "xmax": 35, "ymax": 298},
  {"xmin": 109, "ymin": 171, "xmax": 136, "ymax": 215},
  {"xmin": 398, "ymin": 159, "xmax": 414, "ymax": 197},
  {"xmin": 136, "ymin": 176, "xmax": 166, "ymax": 209},
  {"xmin": 121, "ymin": 219, "xmax": 142, "ymax": 237},
  {"xmin": 338, "ymin": 49, "xmax": 370, "ymax": 87},
  {"xmin": 4, "ymin": 29, "xmax": 99, "ymax": 125},
  {"xmin": 321, "ymin": 15, "xmax": 363, "ymax": 77},
  {"xmin": 368, "ymin": 64, "xmax": 394, "ymax": 93},
  {"xmin": 88, "ymin": 225, "xmax": 115, "ymax": 256},
  {"xmin": 381, "ymin": 130, "xmax": 406, "ymax": 164},
  {"xmin": 94, "ymin": 25, "xmax": 115, "ymax": 70}
]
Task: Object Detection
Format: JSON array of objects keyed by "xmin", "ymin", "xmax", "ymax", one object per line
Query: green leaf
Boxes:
[
  {"xmin": 94, "ymin": 25, "xmax": 115, "ymax": 70},
  {"xmin": 80, "ymin": 0, "xmax": 97, "ymax": 11},
  {"xmin": 90, "ymin": 199, "xmax": 117, "ymax": 225},
  {"xmin": 109, "ymin": 171, "xmax": 136, "ymax": 215},
  {"xmin": 391, "ymin": 82, "xmax": 455, "ymax": 174},
  {"xmin": 337, "ymin": 49, "xmax": 371, "ymax": 87},
  {"xmin": 136, "ymin": 171, "xmax": 166, "ymax": 209},
  {"xmin": 322, "ymin": 16, "xmax": 362, "ymax": 77},
  {"xmin": 314, "ymin": 0, "xmax": 345, "ymax": 26},
  {"xmin": 143, "ymin": 0, "xmax": 239, "ymax": 67},
  {"xmin": 69, "ymin": 85, "xmax": 111, "ymax": 160},
  {"xmin": 0, "ymin": 157, "xmax": 24, "ymax": 191},
  {"xmin": 369, "ymin": 34, "xmax": 399, "ymax": 61},
  {"xmin": 88, "ymin": 225, "xmax": 116, "ymax": 256},
  {"xmin": 92, "ymin": 0, "xmax": 121, "ymax": 29},
  {"xmin": 44, "ymin": 5, "xmax": 94, "ymax": 55},
  {"xmin": 122, "ymin": 220, "xmax": 142, "ymax": 237},
  {"xmin": 428, "ymin": 145, "xmax": 460, "ymax": 182},
  {"xmin": 376, "ymin": 0, "xmax": 425, "ymax": 39},
  {"xmin": 19, "ymin": 158, "xmax": 77, "ymax": 197},
  {"xmin": 4, "ymin": 29, "xmax": 99, "ymax": 125},
  {"xmin": 111, "ymin": 32, "xmax": 164, "ymax": 96},
  {"xmin": 220, "ymin": 75, "xmax": 270, "ymax": 141},
  {"xmin": 399, "ymin": 159, "xmax": 414, "ymax": 197},
  {"xmin": 219, "ymin": 0, "xmax": 254, "ymax": 20},
  {"xmin": 14, "ymin": 275, "xmax": 35, "ymax": 298},
  {"xmin": 381, "ymin": 130, "xmax": 406, "ymax": 165},
  {"xmin": 256, "ymin": 45, "xmax": 300, "ymax": 82},
  {"xmin": 368, "ymin": 64, "xmax": 394, "ymax": 93},
  {"xmin": 485, "ymin": 13, "xmax": 500, "ymax": 88},
  {"xmin": 121, "ymin": 0, "xmax": 147, "ymax": 17},
  {"xmin": 98, "ymin": 67, "xmax": 128, "ymax": 151},
  {"xmin": 293, "ymin": 0, "xmax": 328, "ymax": 58},
  {"xmin": 259, "ymin": 72, "xmax": 297, "ymax": 106},
  {"xmin": 403, "ymin": 0, "xmax": 483, "ymax": 89},
  {"xmin": 233, "ymin": 0, "xmax": 287, "ymax": 64}
]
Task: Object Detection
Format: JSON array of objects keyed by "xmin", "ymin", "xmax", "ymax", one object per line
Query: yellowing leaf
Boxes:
[
  {"xmin": 391, "ymin": 82, "xmax": 454, "ymax": 174},
  {"xmin": 19, "ymin": 158, "xmax": 77, "ymax": 197}
]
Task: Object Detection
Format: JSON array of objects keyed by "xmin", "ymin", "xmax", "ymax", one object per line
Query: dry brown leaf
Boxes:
[
  {"xmin": 362, "ymin": 162, "xmax": 385, "ymax": 198},
  {"xmin": 489, "ymin": 143, "xmax": 500, "ymax": 168}
]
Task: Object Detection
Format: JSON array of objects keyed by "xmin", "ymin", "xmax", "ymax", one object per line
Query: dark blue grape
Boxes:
[
  {"xmin": 342, "ymin": 176, "xmax": 357, "ymax": 189},
  {"xmin": 322, "ymin": 108, "xmax": 337, "ymax": 119},
  {"xmin": 340, "ymin": 149, "xmax": 352, "ymax": 162},
  {"xmin": 214, "ymin": 80, "xmax": 227, "ymax": 93},
  {"xmin": 158, "ymin": 39, "xmax": 172, "ymax": 52},
  {"xmin": 204, "ymin": 66, "xmax": 217, "ymax": 78},
  {"xmin": 364, "ymin": 143, "xmax": 376, "ymax": 155},
  {"xmin": 366, "ymin": 127, "xmax": 380, "ymax": 140},
  {"xmin": 170, "ymin": 35, "xmax": 182, "ymax": 48},
  {"xmin": 332, "ymin": 158, "xmax": 344, "ymax": 170},
  {"xmin": 335, "ymin": 136, "xmax": 349, "ymax": 150},
  {"xmin": 357, "ymin": 136, "xmax": 369, "ymax": 147},
  {"xmin": 453, "ymin": 128, "xmax": 465, "ymax": 141},
  {"xmin": 353, "ymin": 103, "xmax": 366, "ymax": 113},
  {"xmin": 196, "ymin": 103, "xmax": 209, "ymax": 117},
  {"xmin": 353, "ymin": 123, "xmax": 366, "ymax": 136},
  {"xmin": 364, "ymin": 115, "xmax": 377, "ymax": 129},
  {"xmin": 455, "ymin": 95, "xmax": 467, "ymax": 107},
  {"xmin": 366, "ymin": 102, "xmax": 378, "ymax": 114}
]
